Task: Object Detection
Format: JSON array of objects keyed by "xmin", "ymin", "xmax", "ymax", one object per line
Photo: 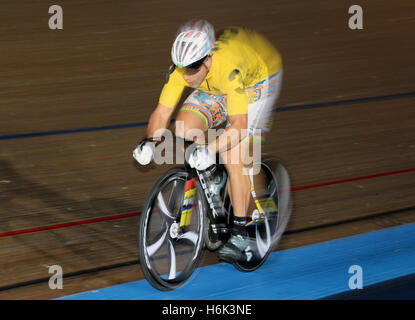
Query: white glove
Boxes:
[
  {"xmin": 133, "ymin": 142, "xmax": 155, "ymax": 165},
  {"xmin": 188, "ymin": 146, "xmax": 216, "ymax": 171}
]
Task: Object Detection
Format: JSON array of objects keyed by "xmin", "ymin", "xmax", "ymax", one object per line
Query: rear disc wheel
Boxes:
[{"xmin": 233, "ymin": 157, "xmax": 292, "ymax": 272}]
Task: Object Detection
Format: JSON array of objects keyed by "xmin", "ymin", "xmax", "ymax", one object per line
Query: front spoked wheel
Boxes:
[
  {"xmin": 233, "ymin": 157, "xmax": 292, "ymax": 272},
  {"xmin": 138, "ymin": 168, "xmax": 206, "ymax": 291}
]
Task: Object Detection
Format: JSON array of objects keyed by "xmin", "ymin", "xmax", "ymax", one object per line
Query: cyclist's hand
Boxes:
[
  {"xmin": 133, "ymin": 141, "xmax": 155, "ymax": 165},
  {"xmin": 188, "ymin": 145, "xmax": 215, "ymax": 171}
]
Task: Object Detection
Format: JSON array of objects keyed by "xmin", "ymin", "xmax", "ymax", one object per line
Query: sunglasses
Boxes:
[{"xmin": 185, "ymin": 56, "xmax": 208, "ymax": 71}]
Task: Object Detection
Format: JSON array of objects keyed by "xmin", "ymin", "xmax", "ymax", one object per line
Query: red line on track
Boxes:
[
  {"xmin": 1, "ymin": 168, "xmax": 414, "ymax": 238},
  {"xmin": 0, "ymin": 212, "xmax": 140, "ymax": 238},
  {"xmin": 291, "ymin": 168, "xmax": 415, "ymax": 191}
]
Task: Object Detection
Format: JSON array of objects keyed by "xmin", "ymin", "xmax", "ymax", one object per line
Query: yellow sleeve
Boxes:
[
  {"xmin": 223, "ymin": 68, "xmax": 248, "ymax": 116},
  {"xmin": 158, "ymin": 65, "xmax": 186, "ymax": 109}
]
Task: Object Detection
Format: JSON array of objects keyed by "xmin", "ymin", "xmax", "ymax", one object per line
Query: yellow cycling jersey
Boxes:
[{"xmin": 159, "ymin": 27, "xmax": 282, "ymax": 115}]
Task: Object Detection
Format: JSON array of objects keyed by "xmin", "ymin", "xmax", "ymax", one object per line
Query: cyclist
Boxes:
[{"xmin": 133, "ymin": 19, "xmax": 283, "ymax": 265}]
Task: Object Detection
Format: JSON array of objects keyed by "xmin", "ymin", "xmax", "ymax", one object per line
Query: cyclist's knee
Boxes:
[
  {"xmin": 223, "ymin": 152, "xmax": 247, "ymax": 178},
  {"xmin": 174, "ymin": 116, "xmax": 206, "ymax": 143},
  {"xmin": 221, "ymin": 142, "xmax": 256, "ymax": 173}
]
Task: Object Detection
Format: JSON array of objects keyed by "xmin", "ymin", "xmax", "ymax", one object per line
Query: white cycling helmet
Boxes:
[{"xmin": 171, "ymin": 19, "xmax": 216, "ymax": 68}]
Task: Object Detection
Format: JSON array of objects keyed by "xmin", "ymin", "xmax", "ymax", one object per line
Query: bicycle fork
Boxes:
[{"xmin": 179, "ymin": 178, "xmax": 196, "ymax": 227}]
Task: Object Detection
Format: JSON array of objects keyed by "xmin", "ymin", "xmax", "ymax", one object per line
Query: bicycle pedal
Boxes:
[{"xmin": 244, "ymin": 218, "xmax": 265, "ymax": 227}]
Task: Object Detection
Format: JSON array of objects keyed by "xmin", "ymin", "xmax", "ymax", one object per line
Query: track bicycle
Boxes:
[{"xmin": 137, "ymin": 137, "xmax": 292, "ymax": 291}]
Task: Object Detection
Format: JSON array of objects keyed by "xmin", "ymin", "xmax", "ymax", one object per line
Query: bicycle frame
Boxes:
[{"xmin": 141, "ymin": 136, "xmax": 231, "ymax": 239}]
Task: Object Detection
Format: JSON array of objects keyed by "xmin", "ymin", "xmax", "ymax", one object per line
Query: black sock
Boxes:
[{"xmin": 232, "ymin": 216, "xmax": 247, "ymax": 236}]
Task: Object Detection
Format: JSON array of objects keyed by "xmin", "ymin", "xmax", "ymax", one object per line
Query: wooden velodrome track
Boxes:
[{"xmin": 0, "ymin": 0, "xmax": 414, "ymax": 299}]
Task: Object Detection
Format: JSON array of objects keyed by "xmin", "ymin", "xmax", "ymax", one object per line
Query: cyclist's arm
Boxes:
[
  {"xmin": 146, "ymin": 103, "xmax": 175, "ymax": 139},
  {"xmin": 147, "ymin": 65, "xmax": 186, "ymax": 138}
]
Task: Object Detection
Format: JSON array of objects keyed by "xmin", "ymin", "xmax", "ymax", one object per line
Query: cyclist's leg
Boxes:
[
  {"xmin": 175, "ymin": 100, "xmax": 206, "ymax": 144},
  {"xmin": 174, "ymin": 90, "xmax": 227, "ymax": 143},
  {"xmin": 244, "ymin": 69, "xmax": 283, "ymax": 209},
  {"xmin": 223, "ymin": 154, "xmax": 252, "ymax": 218},
  {"xmin": 245, "ymin": 69, "xmax": 283, "ymax": 161},
  {"xmin": 225, "ymin": 70, "xmax": 284, "ymax": 216},
  {"xmin": 218, "ymin": 70, "xmax": 283, "ymax": 264},
  {"xmin": 218, "ymin": 153, "xmax": 253, "ymax": 263}
]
